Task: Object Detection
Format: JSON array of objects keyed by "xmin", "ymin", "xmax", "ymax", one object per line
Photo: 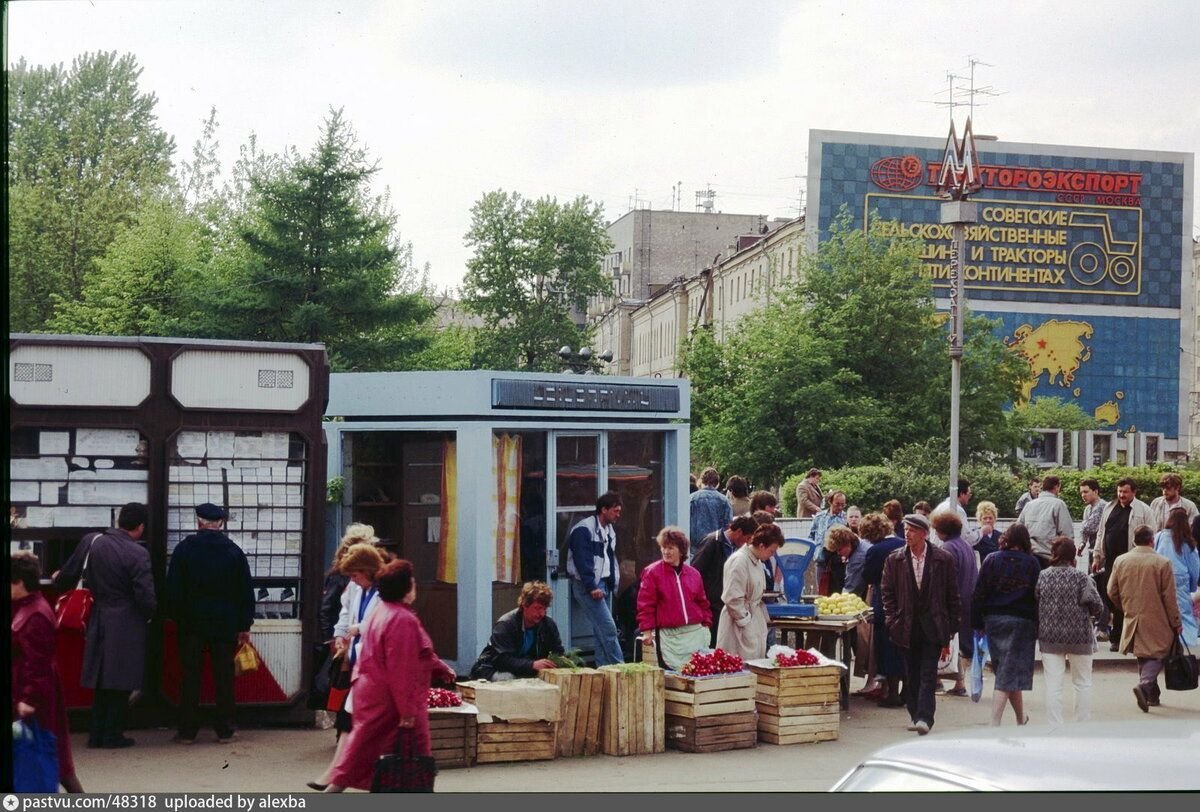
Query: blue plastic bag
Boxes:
[
  {"xmin": 12, "ymin": 719, "xmax": 59, "ymax": 793},
  {"xmin": 969, "ymin": 631, "xmax": 990, "ymax": 703}
]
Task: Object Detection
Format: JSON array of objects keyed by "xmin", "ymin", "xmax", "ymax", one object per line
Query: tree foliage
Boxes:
[
  {"xmin": 8, "ymin": 51, "xmax": 175, "ymax": 331},
  {"xmin": 213, "ymin": 109, "xmax": 433, "ymax": 369},
  {"xmin": 461, "ymin": 191, "xmax": 612, "ymax": 371},
  {"xmin": 681, "ymin": 211, "xmax": 1031, "ymax": 487},
  {"xmin": 47, "ymin": 197, "xmax": 209, "ymax": 337}
]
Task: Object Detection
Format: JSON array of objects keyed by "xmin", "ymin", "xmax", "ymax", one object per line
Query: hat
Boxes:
[
  {"xmin": 902, "ymin": 513, "xmax": 931, "ymax": 532},
  {"xmin": 196, "ymin": 503, "xmax": 227, "ymax": 521}
]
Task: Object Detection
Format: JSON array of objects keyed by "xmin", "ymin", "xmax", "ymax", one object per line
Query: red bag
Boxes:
[
  {"xmin": 55, "ymin": 588, "xmax": 94, "ymax": 632},
  {"xmin": 55, "ymin": 537, "xmax": 96, "ymax": 632}
]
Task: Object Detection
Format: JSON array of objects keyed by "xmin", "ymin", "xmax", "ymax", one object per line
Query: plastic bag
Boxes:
[
  {"xmin": 969, "ymin": 631, "xmax": 990, "ymax": 702},
  {"xmin": 937, "ymin": 632, "xmax": 960, "ymax": 676},
  {"xmin": 13, "ymin": 719, "xmax": 59, "ymax": 793},
  {"xmin": 233, "ymin": 641, "xmax": 261, "ymax": 677}
]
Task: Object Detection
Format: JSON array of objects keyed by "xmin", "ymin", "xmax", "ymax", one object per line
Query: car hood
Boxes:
[{"xmin": 832, "ymin": 720, "xmax": 1200, "ymax": 791}]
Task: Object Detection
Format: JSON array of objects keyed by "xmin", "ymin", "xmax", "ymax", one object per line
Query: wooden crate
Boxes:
[
  {"xmin": 663, "ymin": 671, "xmax": 756, "ymax": 718},
  {"xmin": 475, "ymin": 720, "xmax": 558, "ymax": 764},
  {"xmin": 665, "ymin": 710, "xmax": 758, "ymax": 753},
  {"xmin": 538, "ymin": 668, "xmax": 605, "ymax": 757},
  {"xmin": 428, "ymin": 710, "xmax": 477, "ymax": 769},
  {"xmin": 598, "ymin": 665, "xmax": 665, "ymax": 756},
  {"xmin": 748, "ymin": 663, "xmax": 841, "ymax": 745}
]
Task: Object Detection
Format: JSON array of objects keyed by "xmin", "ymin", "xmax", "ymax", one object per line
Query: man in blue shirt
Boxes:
[
  {"xmin": 567, "ymin": 492, "xmax": 624, "ymax": 666},
  {"xmin": 689, "ymin": 467, "xmax": 733, "ymax": 544}
]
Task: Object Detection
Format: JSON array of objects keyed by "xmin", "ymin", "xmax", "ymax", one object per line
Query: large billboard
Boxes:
[{"xmin": 808, "ymin": 130, "xmax": 1194, "ymax": 447}]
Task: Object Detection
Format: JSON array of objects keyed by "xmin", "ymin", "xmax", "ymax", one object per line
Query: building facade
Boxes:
[{"xmin": 589, "ymin": 209, "xmax": 773, "ymax": 374}]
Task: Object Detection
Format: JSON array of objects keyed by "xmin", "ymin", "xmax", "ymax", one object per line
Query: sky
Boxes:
[{"xmin": 8, "ymin": 0, "xmax": 1200, "ymax": 293}]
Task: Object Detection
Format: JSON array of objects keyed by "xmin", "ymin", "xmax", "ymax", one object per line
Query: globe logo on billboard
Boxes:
[{"xmin": 869, "ymin": 155, "xmax": 923, "ymax": 191}]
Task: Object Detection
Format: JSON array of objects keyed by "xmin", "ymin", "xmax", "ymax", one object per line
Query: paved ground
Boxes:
[{"xmin": 68, "ymin": 653, "xmax": 1200, "ymax": 793}]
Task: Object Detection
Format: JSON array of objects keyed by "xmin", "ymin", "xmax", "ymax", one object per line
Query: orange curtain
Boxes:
[
  {"xmin": 436, "ymin": 439, "xmax": 457, "ymax": 583},
  {"xmin": 492, "ymin": 433, "xmax": 523, "ymax": 583}
]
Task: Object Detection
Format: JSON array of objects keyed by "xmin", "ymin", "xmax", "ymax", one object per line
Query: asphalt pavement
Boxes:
[{"xmin": 68, "ymin": 652, "xmax": 1200, "ymax": 794}]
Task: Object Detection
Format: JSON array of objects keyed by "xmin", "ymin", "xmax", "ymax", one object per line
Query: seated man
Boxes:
[{"xmin": 469, "ymin": 581, "xmax": 564, "ymax": 681}]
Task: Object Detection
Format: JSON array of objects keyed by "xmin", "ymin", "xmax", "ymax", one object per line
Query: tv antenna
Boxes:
[
  {"xmin": 695, "ymin": 185, "xmax": 716, "ymax": 214},
  {"xmin": 927, "ymin": 56, "xmax": 1004, "ymax": 125}
]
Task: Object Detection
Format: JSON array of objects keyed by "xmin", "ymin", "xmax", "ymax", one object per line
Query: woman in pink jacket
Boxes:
[
  {"xmin": 324, "ymin": 559, "xmax": 456, "ymax": 793},
  {"xmin": 637, "ymin": 526, "xmax": 713, "ymax": 670}
]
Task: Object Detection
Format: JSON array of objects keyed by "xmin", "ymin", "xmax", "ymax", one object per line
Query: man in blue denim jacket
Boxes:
[{"xmin": 567, "ymin": 492, "xmax": 625, "ymax": 665}]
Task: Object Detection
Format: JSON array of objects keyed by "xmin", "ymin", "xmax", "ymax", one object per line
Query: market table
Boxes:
[{"xmin": 766, "ymin": 614, "xmax": 865, "ymax": 709}]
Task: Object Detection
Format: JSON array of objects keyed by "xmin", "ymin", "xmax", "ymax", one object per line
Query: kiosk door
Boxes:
[{"xmin": 548, "ymin": 432, "xmax": 605, "ymax": 655}]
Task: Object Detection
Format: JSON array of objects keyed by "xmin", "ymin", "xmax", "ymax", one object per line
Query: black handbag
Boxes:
[
  {"xmin": 371, "ymin": 727, "xmax": 437, "ymax": 793},
  {"xmin": 306, "ymin": 644, "xmax": 332, "ymax": 710},
  {"xmin": 1163, "ymin": 635, "xmax": 1198, "ymax": 692}
]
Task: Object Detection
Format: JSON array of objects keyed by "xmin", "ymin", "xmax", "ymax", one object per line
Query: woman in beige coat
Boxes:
[{"xmin": 717, "ymin": 524, "xmax": 784, "ymax": 660}]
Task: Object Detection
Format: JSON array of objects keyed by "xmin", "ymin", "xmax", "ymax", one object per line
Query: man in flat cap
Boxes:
[
  {"xmin": 880, "ymin": 513, "xmax": 961, "ymax": 736},
  {"xmin": 166, "ymin": 503, "xmax": 255, "ymax": 743}
]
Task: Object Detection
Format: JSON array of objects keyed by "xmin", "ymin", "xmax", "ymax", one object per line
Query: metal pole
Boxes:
[{"xmin": 940, "ymin": 202, "xmax": 977, "ymax": 507}]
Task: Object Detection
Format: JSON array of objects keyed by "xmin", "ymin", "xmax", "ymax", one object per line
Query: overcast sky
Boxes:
[{"xmin": 9, "ymin": 0, "xmax": 1199, "ymax": 292}]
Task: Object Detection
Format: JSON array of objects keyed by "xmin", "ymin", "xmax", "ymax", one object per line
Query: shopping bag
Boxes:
[
  {"xmin": 54, "ymin": 587, "xmax": 94, "ymax": 632},
  {"xmin": 233, "ymin": 641, "xmax": 261, "ymax": 677},
  {"xmin": 12, "ymin": 719, "xmax": 59, "ymax": 793},
  {"xmin": 370, "ymin": 727, "xmax": 437, "ymax": 793},
  {"xmin": 55, "ymin": 536, "xmax": 97, "ymax": 632},
  {"xmin": 307, "ymin": 644, "xmax": 333, "ymax": 710},
  {"xmin": 1163, "ymin": 636, "xmax": 1198, "ymax": 692},
  {"xmin": 937, "ymin": 632, "xmax": 960, "ymax": 677},
  {"xmin": 969, "ymin": 631, "xmax": 989, "ymax": 702},
  {"xmin": 325, "ymin": 653, "xmax": 351, "ymax": 713}
]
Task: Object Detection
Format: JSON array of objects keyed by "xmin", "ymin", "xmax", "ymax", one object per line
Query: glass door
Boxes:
[{"xmin": 548, "ymin": 433, "xmax": 603, "ymax": 652}]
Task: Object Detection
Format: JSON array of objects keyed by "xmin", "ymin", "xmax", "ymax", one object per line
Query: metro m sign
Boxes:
[{"xmin": 935, "ymin": 117, "xmax": 983, "ymax": 199}]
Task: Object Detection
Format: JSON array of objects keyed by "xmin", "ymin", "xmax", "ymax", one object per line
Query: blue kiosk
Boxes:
[{"xmin": 323, "ymin": 370, "xmax": 690, "ymax": 673}]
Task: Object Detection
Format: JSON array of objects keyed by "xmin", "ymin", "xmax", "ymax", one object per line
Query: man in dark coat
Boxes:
[
  {"xmin": 881, "ymin": 513, "xmax": 961, "ymax": 736},
  {"xmin": 691, "ymin": 516, "xmax": 757, "ymax": 647},
  {"xmin": 469, "ymin": 581, "xmax": 564, "ymax": 680},
  {"xmin": 166, "ymin": 503, "xmax": 254, "ymax": 743},
  {"xmin": 53, "ymin": 502, "xmax": 156, "ymax": 749}
]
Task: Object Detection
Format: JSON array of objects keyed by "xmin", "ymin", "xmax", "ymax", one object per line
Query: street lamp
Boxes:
[
  {"xmin": 936, "ymin": 116, "xmax": 983, "ymax": 508},
  {"xmin": 558, "ymin": 346, "xmax": 613, "ymax": 374}
]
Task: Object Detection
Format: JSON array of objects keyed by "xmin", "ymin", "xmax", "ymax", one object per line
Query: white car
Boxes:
[{"xmin": 830, "ymin": 720, "xmax": 1200, "ymax": 791}]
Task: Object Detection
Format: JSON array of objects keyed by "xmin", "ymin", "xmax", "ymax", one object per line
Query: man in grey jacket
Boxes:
[
  {"xmin": 53, "ymin": 502, "xmax": 156, "ymax": 749},
  {"xmin": 1015, "ymin": 475, "xmax": 1074, "ymax": 569}
]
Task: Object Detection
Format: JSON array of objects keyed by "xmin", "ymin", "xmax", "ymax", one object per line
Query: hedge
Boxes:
[{"xmin": 781, "ymin": 463, "xmax": 1193, "ymax": 520}]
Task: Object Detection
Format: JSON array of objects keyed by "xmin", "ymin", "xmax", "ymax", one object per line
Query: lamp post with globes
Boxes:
[{"xmin": 558, "ymin": 346, "xmax": 613, "ymax": 374}]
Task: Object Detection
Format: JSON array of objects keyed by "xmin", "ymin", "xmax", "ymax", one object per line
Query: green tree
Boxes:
[
  {"xmin": 681, "ymin": 211, "xmax": 1030, "ymax": 487},
  {"xmin": 461, "ymin": 191, "xmax": 613, "ymax": 371},
  {"xmin": 216, "ymin": 109, "xmax": 433, "ymax": 369},
  {"xmin": 47, "ymin": 197, "xmax": 209, "ymax": 337},
  {"xmin": 8, "ymin": 52, "xmax": 175, "ymax": 331}
]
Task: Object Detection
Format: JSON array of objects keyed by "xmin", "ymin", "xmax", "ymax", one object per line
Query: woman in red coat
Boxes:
[
  {"xmin": 637, "ymin": 526, "xmax": 713, "ymax": 670},
  {"xmin": 324, "ymin": 559, "xmax": 456, "ymax": 792},
  {"xmin": 11, "ymin": 551, "xmax": 84, "ymax": 793}
]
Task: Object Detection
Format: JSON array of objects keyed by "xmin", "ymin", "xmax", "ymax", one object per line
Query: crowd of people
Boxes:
[{"xmin": 11, "ymin": 469, "xmax": 1200, "ymax": 792}]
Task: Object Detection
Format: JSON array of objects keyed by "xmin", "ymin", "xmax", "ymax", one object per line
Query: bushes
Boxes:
[{"xmin": 781, "ymin": 462, "xmax": 1192, "ymax": 520}]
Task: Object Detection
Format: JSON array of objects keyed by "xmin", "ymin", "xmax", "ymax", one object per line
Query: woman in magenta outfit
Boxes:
[
  {"xmin": 325, "ymin": 559, "xmax": 455, "ymax": 793},
  {"xmin": 11, "ymin": 551, "xmax": 84, "ymax": 793},
  {"xmin": 637, "ymin": 526, "xmax": 712, "ymax": 670}
]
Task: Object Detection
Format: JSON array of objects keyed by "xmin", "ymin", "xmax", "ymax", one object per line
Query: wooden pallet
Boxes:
[
  {"xmin": 748, "ymin": 663, "xmax": 841, "ymax": 745},
  {"xmin": 662, "ymin": 671, "xmax": 756, "ymax": 719},
  {"xmin": 598, "ymin": 666, "xmax": 665, "ymax": 756},
  {"xmin": 538, "ymin": 668, "xmax": 605, "ymax": 757},
  {"xmin": 475, "ymin": 720, "xmax": 558, "ymax": 764},
  {"xmin": 428, "ymin": 710, "xmax": 477, "ymax": 769},
  {"xmin": 665, "ymin": 710, "xmax": 758, "ymax": 753}
]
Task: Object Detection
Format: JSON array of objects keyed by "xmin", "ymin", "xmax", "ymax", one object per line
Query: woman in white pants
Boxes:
[{"xmin": 1035, "ymin": 537, "xmax": 1104, "ymax": 725}]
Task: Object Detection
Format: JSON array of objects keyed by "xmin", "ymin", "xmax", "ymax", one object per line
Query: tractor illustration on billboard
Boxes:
[{"xmin": 1067, "ymin": 211, "xmax": 1138, "ymax": 287}]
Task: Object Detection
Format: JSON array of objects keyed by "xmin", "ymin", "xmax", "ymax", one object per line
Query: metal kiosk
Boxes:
[{"xmin": 323, "ymin": 370, "xmax": 690, "ymax": 672}]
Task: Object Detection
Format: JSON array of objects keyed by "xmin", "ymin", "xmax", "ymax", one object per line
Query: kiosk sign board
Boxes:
[{"xmin": 808, "ymin": 130, "xmax": 1194, "ymax": 446}]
